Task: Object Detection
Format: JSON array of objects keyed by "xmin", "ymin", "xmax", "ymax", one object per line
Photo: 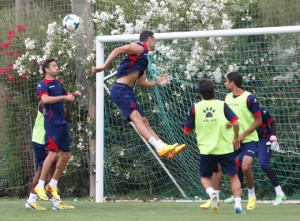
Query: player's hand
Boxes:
[
  {"xmin": 270, "ymin": 135, "xmax": 277, "ymax": 142},
  {"xmin": 65, "ymin": 94, "xmax": 75, "ymax": 102},
  {"xmin": 156, "ymin": 75, "xmax": 171, "ymax": 86},
  {"xmin": 226, "ymin": 122, "xmax": 232, "ymax": 129},
  {"xmin": 92, "ymin": 66, "xmax": 105, "ymax": 73},
  {"xmin": 233, "ymin": 138, "xmax": 240, "ymax": 150},
  {"xmin": 72, "ymin": 90, "xmax": 82, "ymax": 97}
]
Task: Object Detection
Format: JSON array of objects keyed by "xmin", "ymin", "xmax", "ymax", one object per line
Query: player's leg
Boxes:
[
  {"xmin": 221, "ymin": 152, "xmax": 244, "ymax": 214},
  {"xmin": 200, "ymin": 165, "xmax": 222, "ymax": 209},
  {"xmin": 46, "ymin": 124, "xmax": 71, "ymax": 201},
  {"xmin": 129, "ymin": 110, "xmax": 180, "ymax": 157},
  {"xmin": 258, "ymin": 139, "xmax": 286, "ymax": 205},
  {"xmin": 34, "ymin": 133, "xmax": 59, "ymax": 201},
  {"xmin": 200, "ymin": 155, "xmax": 218, "ymax": 213},
  {"xmin": 111, "ymin": 84, "xmax": 183, "ymax": 157},
  {"xmin": 26, "ymin": 142, "xmax": 47, "ymax": 209},
  {"xmin": 228, "ymin": 174, "xmax": 244, "ymax": 213},
  {"xmin": 140, "ymin": 116, "xmax": 186, "ymax": 158}
]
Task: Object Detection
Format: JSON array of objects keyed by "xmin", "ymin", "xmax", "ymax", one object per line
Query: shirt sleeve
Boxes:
[
  {"xmin": 184, "ymin": 105, "xmax": 195, "ymax": 132},
  {"xmin": 36, "ymin": 81, "xmax": 48, "ymax": 97},
  {"xmin": 224, "ymin": 103, "xmax": 238, "ymax": 122},
  {"xmin": 261, "ymin": 106, "xmax": 273, "ymax": 125},
  {"xmin": 246, "ymin": 94, "xmax": 261, "ymax": 117}
]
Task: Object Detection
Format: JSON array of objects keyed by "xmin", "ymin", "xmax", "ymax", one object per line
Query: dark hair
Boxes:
[
  {"xmin": 198, "ymin": 79, "xmax": 215, "ymax": 100},
  {"xmin": 42, "ymin": 58, "xmax": 56, "ymax": 74},
  {"xmin": 227, "ymin": 72, "xmax": 243, "ymax": 88},
  {"xmin": 139, "ymin": 30, "xmax": 154, "ymax": 42}
]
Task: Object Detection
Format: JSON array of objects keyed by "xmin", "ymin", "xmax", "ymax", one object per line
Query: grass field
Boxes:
[{"xmin": 0, "ymin": 199, "xmax": 299, "ymax": 221}]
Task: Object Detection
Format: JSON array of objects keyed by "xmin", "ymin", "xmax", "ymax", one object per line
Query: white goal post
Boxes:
[{"xmin": 95, "ymin": 25, "xmax": 300, "ymax": 203}]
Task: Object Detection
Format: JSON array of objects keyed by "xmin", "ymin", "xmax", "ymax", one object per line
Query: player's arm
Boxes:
[
  {"xmin": 41, "ymin": 94, "xmax": 75, "ymax": 104},
  {"xmin": 224, "ymin": 103, "xmax": 240, "ymax": 149},
  {"xmin": 137, "ymin": 72, "xmax": 171, "ymax": 88},
  {"xmin": 92, "ymin": 43, "xmax": 144, "ymax": 73},
  {"xmin": 183, "ymin": 106, "xmax": 195, "ymax": 136},
  {"xmin": 65, "ymin": 90, "xmax": 82, "ymax": 122},
  {"xmin": 239, "ymin": 95, "xmax": 262, "ymax": 141}
]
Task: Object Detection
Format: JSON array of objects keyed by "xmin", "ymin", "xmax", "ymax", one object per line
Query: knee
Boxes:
[
  {"xmin": 242, "ymin": 164, "xmax": 251, "ymax": 174},
  {"xmin": 48, "ymin": 151, "xmax": 58, "ymax": 160},
  {"xmin": 61, "ymin": 152, "xmax": 71, "ymax": 160},
  {"xmin": 142, "ymin": 118, "xmax": 150, "ymax": 127}
]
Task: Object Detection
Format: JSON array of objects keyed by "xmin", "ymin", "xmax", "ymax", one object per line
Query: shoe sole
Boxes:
[
  {"xmin": 166, "ymin": 144, "xmax": 187, "ymax": 159},
  {"xmin": 25, "ymin": 202, "xmax": 46, "ymax": 210}
]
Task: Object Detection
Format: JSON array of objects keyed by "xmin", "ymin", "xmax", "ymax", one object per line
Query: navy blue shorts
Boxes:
[
  {"xmin": 45, "ymin": 124, "xmax": 71, "ymax": 153},
  {"xmin": 199, "ymin": 152, "xmax": 237, "ymax": 177},
  {"xmin": 257, "ymin": 137, "xmax": 272, "ymax": 169},
  {"xmin": 237, "ymin": 141, "xmax": 258, "ymax": 164},
  {"xmin": 33, "ymin": 142, "xmax": 47, "ymax": 167},
  {"xmin": 110, "ymin": 83, "xmax": 145, "ymax": 120}
]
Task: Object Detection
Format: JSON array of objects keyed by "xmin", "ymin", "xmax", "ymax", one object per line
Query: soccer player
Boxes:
[
  {"xmin": 224, "ymin": 105, "xmax": 286, "ymax": 206},
  {"xmin": 256, "ymin": 105, "xmax": 286, "ymax": 205},
  {"xmin": 92, "ymin": 30, "xmax": 186, "ymax": 158},
  {"xmin": 25, "ymin": 101, "xmax": 75, "ymax": 210},
  {"xmin": 184, "ymin": 79, "xmax": 244, "ymax": 214},
  {"xmin": 224, "ymin": 72, "xmax": 262, "ymax": 210},
  {"xmin": 34, "ymin": 58, "xmax": 81, "ymax": 204}
]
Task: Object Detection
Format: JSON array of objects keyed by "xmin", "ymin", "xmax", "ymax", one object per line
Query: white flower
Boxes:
[{"xmin": 24, "ymin": 38, "xmax": 35, "ymax": 50}]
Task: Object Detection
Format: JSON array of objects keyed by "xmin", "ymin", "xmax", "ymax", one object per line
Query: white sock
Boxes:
[
  {"xmin": 37, "ymin": 179, "xmax": 45, "ymax": 188},
  {"xmin": 148, "ymin": 137, "xmax": 164, "ymax": 151},
  {"xmin": 206, "ymin": 187, "xmax": 214, "ymax": 198},
  {"xmin": 214, "ymin": 190, "xmax": 220, "ymax": 201},
  {"xmin": 234, "ymin": 197, "xmax": 242, "ymax": 209},
  {"xmin": 28, "ymin": 193, "xmax": 37, "ymax": 203},
  {"xmin": 248, "ymin": 187, "xmax": 256, "ymax": 198},
  {"xmin": 49, "ymin": 179, "xmax": 58, "ymax": 187},
  {"xmin": 53, "ymin": 198, "xmax": 62, "ymax": 207},
  {"xmin": 275, "ymin": 185, "xmax": 284, "ymax": 196},
  {"xmin": 158, "ymin": 139, "xmax": 164, "ymax": 145}
]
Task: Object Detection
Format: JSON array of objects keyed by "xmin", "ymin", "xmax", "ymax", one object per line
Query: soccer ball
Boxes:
[{"xmin": 63, "ymin": 14, "xmax": 80, "ymax": 31}]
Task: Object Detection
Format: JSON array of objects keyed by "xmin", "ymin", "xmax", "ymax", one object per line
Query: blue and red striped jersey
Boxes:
[
  {"xmin": 117, "ymin": 42, "xmax": 148, "ymax": 79},
  {"xmin": 36, "ymin": 78, "xmax": 68, "ymax": 127},
  {"xmin": 256, "ymin": 106, "xmax": 274, "ymax": 138}
]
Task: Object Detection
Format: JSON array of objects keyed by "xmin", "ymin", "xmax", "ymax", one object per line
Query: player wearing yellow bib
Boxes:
[
  {"xmin": 224, "ymin": 72, "xmax": 262, "ymax": 210},
  {"xmin": 184, "ymin": 79, "xmax": 244, "ymax": 214}
]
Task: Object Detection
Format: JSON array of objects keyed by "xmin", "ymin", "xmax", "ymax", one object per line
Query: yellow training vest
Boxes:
[
  {"xmin": 195, "ymin": 100, "xmax": 234, "ymax": 155},
  {"xmin": 225, "ymin": 91, "xmax": 258, "ymax": 143}
]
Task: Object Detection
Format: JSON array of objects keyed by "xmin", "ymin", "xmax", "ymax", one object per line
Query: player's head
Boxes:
[
  {"xmin": 42, "ymin": 58, "xmax": 59, "ymax": 77},
  {"xmin": 198, "ymin": 79, "xmax": 215, "ymax": 100},
  {"xmin": 140, "ymin": 30, "xmax": 156, "ymax": 51},
  {"xmin": 224, "ymin": 72, "xmax": 243, "ymax": 91}
]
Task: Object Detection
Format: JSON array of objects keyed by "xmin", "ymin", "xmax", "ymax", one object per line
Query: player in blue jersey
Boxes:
[
  {"xmin": 26, "ymin": 101, "xmax": 75, "ymax": 210},
  {"xmin": 224, "ymin": 106, "xmax": 286, "ymax": 205},
  {"xmin": 256, "ymin": 106, "xmax": 286, "ymax": 205},
  {"xmin": 92, "ymin": 30, "xmax": 186, "ymax": 159},
  {"xmin": 184, "ymin": 79, "xmax": 244, "ymax": 214},
  {"xmin": 34, "ymin": 58, "xmax": 81, "ymax": 203}
]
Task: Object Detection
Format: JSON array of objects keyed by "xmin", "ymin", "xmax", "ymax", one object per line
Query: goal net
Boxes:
[{"xmin": 96, "ymin": 26, "xmax": 300, "ymax": 202}]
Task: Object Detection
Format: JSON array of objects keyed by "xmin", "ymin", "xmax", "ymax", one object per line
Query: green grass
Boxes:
[{"xmin": 0, "ymin": 199, "xmax": 299, "ymax": 221}]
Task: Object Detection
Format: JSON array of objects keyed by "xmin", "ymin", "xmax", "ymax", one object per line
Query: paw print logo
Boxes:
[{"xmin": 203, "ymin": 107, "xmax": 215, "ymax": 118}]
